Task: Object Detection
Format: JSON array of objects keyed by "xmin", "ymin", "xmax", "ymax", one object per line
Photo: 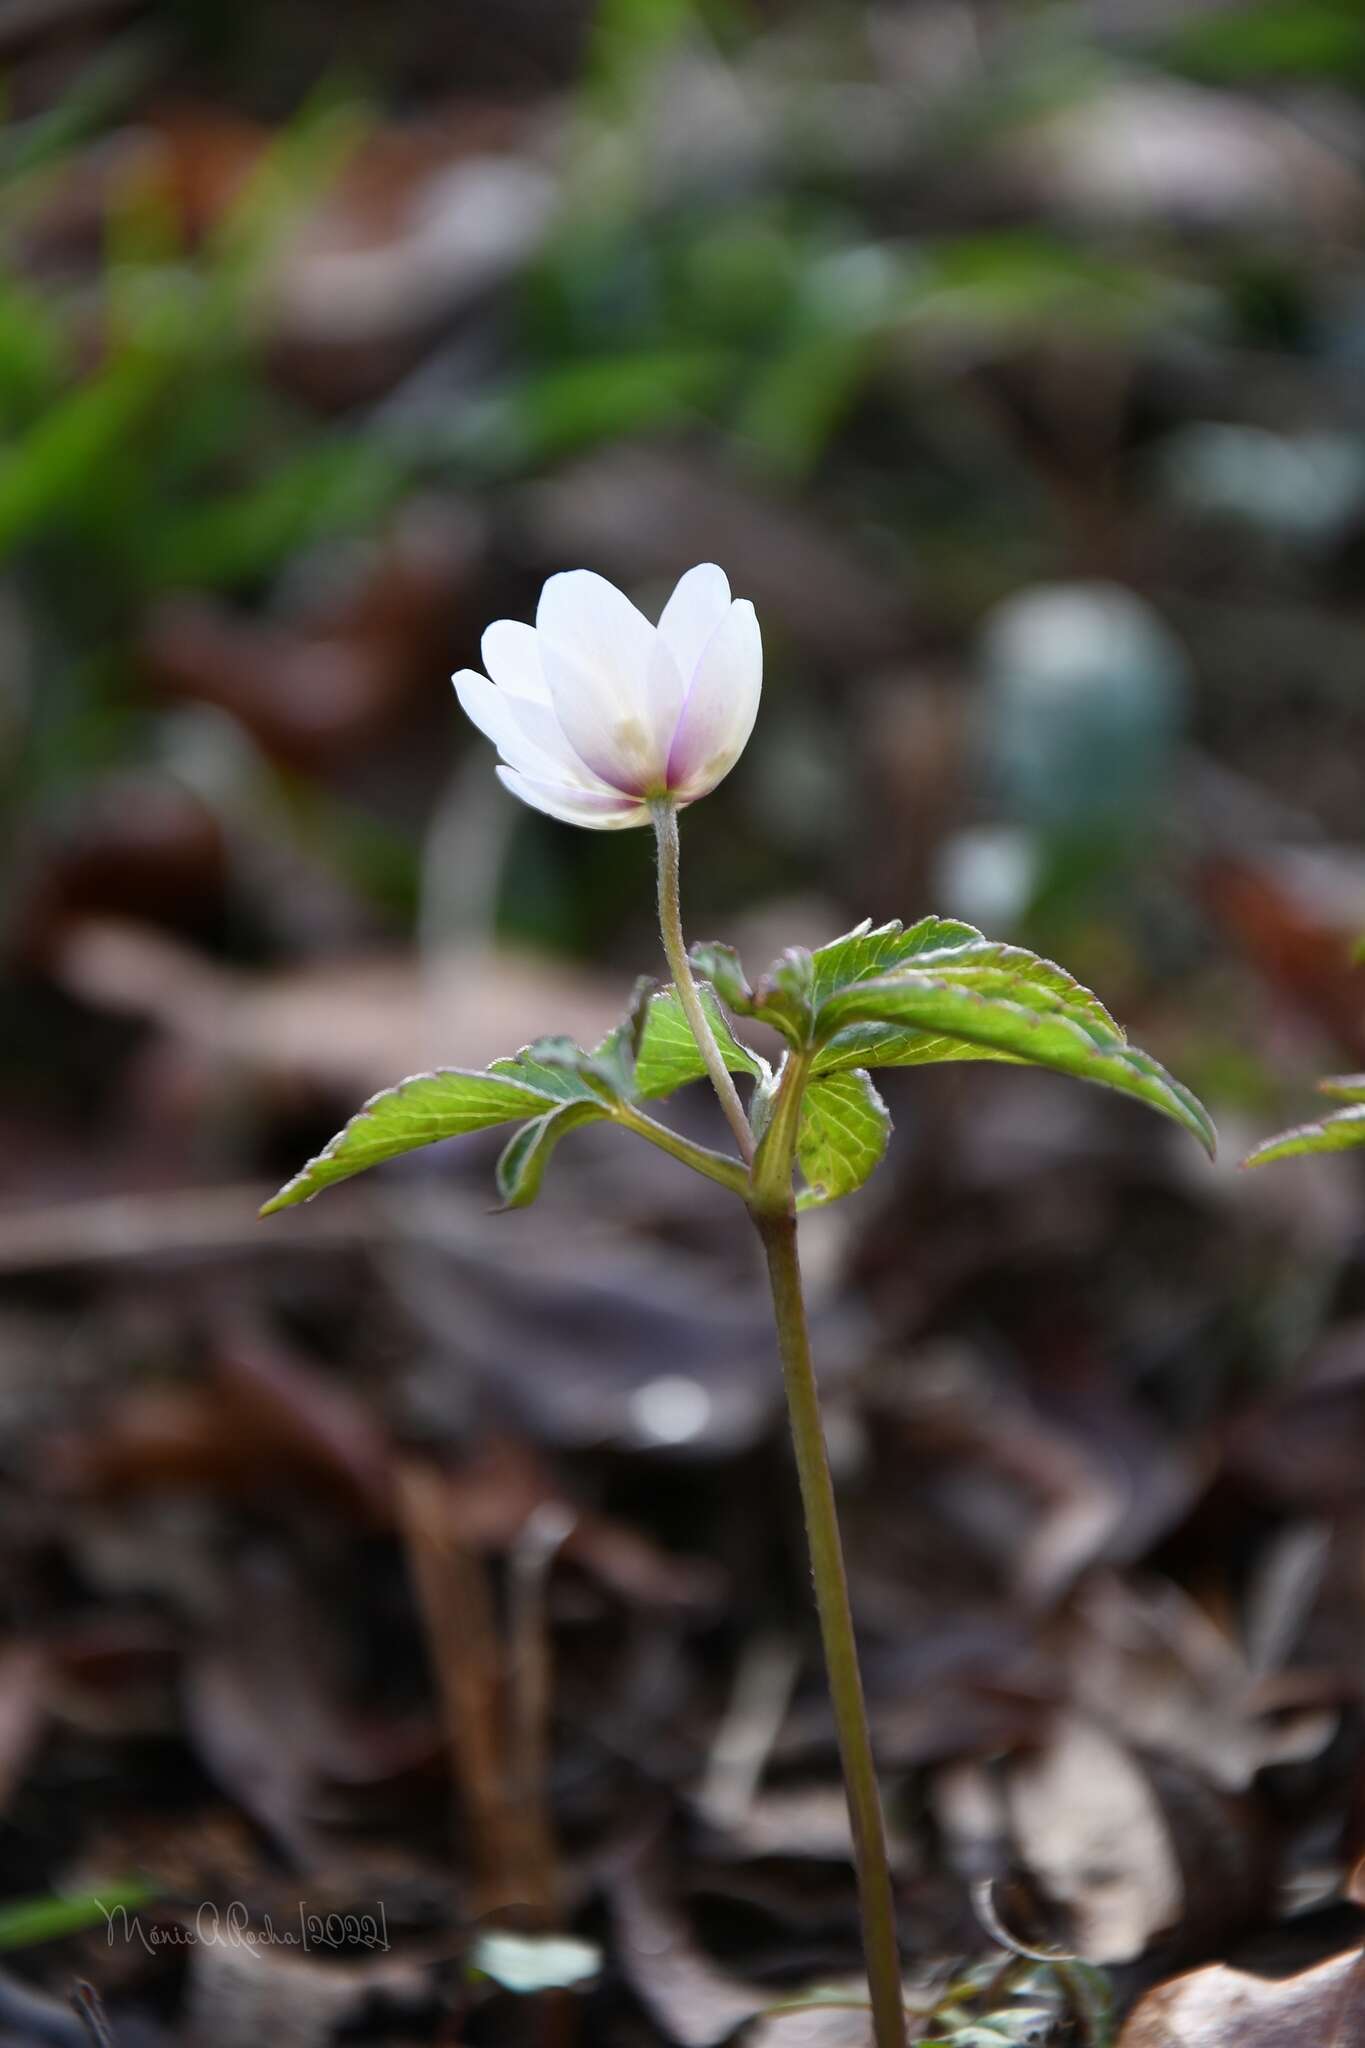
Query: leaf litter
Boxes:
[{"xmin": 8, "ymin": 3, "xmax": 1365, "ymax": 2044}]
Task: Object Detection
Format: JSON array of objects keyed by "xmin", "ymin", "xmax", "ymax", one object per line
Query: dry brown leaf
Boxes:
[
  {"xmin": 49, "ymin": 1357, "xmax": 390, "ymax": 1524},
  {"xmin": 1119, "ymin": 1945, "xmax": 1365, "ymax": 2047},
  {"xmin": 746, "ymin": 1982, "xmax": 879, "ymax": 2047},
  {"xmin": 184, "ymin": 1931, "xmax": 431, "ymax": 2048},
  {"xmin": 50, "ymin": 917, "xmax": 620, "ymax": 1097},
  {"xmin": 1065, "ymin": 1572, "xmax": 1338, "ymax": 1792},
  {"xmin": 611, "ymin": 1849, "xmax": 769, "ymax": 2048},
  {"xmin": 1006, "ymin": 1711, "xmax": 1183, "ymax": 1964},
  {"xmin": 1200, "ymin": 855, "xmax": 1365, "ymax": 1065}
]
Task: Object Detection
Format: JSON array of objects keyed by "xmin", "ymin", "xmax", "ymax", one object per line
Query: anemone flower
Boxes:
[{"xmin": 453, "ymin": 563, "xmax": 761, "ymax": 828}]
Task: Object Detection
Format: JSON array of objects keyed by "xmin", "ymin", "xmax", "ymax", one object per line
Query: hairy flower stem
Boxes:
[
  {"xmin": 650, "ymin": 800, "xmax": 754, "ymax": 1162},
  {"xmin": 755, "ymin": 1208, "xmax": 907, "ymax": 2048},
  {"xmin": 652, "ymin": 806, "xmax": 904, "ymax": 2045}
]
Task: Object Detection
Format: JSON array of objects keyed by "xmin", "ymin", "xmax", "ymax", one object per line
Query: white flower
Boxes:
[{"xmin": 452, "ymin": 564, "xmax": 761, "ymax": 829}]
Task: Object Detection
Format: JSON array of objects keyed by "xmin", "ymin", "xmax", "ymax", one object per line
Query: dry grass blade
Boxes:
[{"xmin": 396, "ymin": 1461, "xmax": 518, "ymax": 1919}]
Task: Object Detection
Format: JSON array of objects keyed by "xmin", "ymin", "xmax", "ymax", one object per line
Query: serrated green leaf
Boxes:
[
  {"xmin": 815, "ymin": 973, "xmax": 1215, "ymax": 1156},
  {"xmin": 816, "ymin": 1022, "xmax": 1025, "ymax": 1076},
  {"xmin": 807, "ymin": 914, "xmax": 991, "ymax": 1006},
  {"xmin": 814, "ymin": 962, "xmax": 1119, "ymax": 1081},
  {"xmin": 813, "ymin": 928, "xmax": 1120, "ymax": 1073},
  {"xmin": 496, "ymin": 1100, "xmax": 610, "ymax": 1209},
  {"xmin": 498, "ymin": 982, "xmax": 763, "ymax": 1107},
  {"xmin": 765, "ymin": 950, "xmax": 817, "ymax": 1030},
  {"xmin": 262, "ymin": 973, "xmax": 762, "ymax": 1220},
  {"xmin": 489, "ymin": 1040, "xmax": 593, "ymax": 1101},
  {"xmin": 259, "ymin": 1068, "xmax": 560, "ymax": 1214},
  {"xmin": 490, "ymin": 1040, "xmax": 596, "ymax": 1102},
  {"xmin": 810, "ymin": 954, "xmax": 1121, "ymax": 1073},
  {"xmin": 1319, "ymin": 1075, "xmax": 1365, "ymax": 1104},
  {"xmin": 686, "ymin": 941, "xmax": 751, "ymax": 1014},
  {"xmin": 632, "ymin": 982, "xmax": 767, "ymax": 1098},
  {"xmin": 689, "ymin": 939, "xmax": 815, "ymax": 1043},
  {"xmin": 492, "ymin": 1035, "xmax": 624, "ymax": 1106},
  {"xmin": 593, "ymin": 974, "xmax": 655, "ymax": 1093},
  {"xmin": 704, "ymin": 918, "xmax": 1122, "ymax": 1065},
  {"xmin": 1244, "ymin": 1103, "xmax": 1365, "ymax": 1166},
  {"xmin": 796, "ymin": 1070, "xmax": 891, "ymax": 1209}
]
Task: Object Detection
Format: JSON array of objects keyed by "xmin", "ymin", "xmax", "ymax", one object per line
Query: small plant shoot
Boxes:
[
  {"xmin": 1244, "ymin": 1074, "xmax": 1365, "ymax": 1168},
  {"xmin": 263, "ymin": 565, "xmax": 1216, "ymax": 2048}
]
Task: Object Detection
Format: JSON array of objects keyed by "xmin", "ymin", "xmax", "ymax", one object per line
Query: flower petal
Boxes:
[
  {"xmin": 481, "ymin": 620, "xmax": 551, "ymax": 706},
  {"xmin": 536, "ymin": 570, "xmax": 658, "ymax": 712},
  {"xmin": 452, "ymin": 669, "xmax": 606, "ymax": 789},
  {"xmin": 646, "ymin": 630, "xmax": 689, "ymax": 765},
  {"xmin": 535, "ymin": 569, "xmax": 676, "ymax": 790},
  {"xmin": 666, "ymin": 599, "xmax": 762, "ymax": 797},
  {"xmin": 496, "ymin": 765, "xmax": 649, "ymax": 830},
  {"xmin": 540, "ymin": 639, "xmax": 679, "ymax": 795},
  {"xmin": 657, "ymin": 564, "xmax": 731, "ymax": 684}
]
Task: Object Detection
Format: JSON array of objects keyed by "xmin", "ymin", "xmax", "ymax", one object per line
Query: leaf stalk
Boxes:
[{"xmin": 614, "ymin": 1102, "xmax": 750, "ymax": 1197}]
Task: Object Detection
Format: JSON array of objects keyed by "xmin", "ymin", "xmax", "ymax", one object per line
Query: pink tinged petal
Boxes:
[
  {"xmin": 666, "ymin": 599, "xmax": 762, "ymax": 797},
  {"xmin": 540, "ymin": 640, "xmax": 676, "ymax": 796},
  {"xmin": 481, "ymin": 620, "xmax": 550, "ymax": 707},
  {"xmin": 656, "ymin": 563, "xmax": 731, "ymax": 684},
  {"xmin": 495, "ymin": 765, "xmax": 649, "ymax": 831},
  {"xmin": 452, "ymin": 669, "xmax": 598, "ymax": 787}
]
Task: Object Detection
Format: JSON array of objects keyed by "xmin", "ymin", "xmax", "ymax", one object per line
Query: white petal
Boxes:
[
  {"xmin": 452, "ymin": 670, "xmax": 607, "ymax": 789},
  {"xmin": 496, "ymin": 765, "xmax": 649, "ymax": 831},
  {"xmin": 481, "ymin": 620, "xmax": 551, "ymax": 706},
  {"xmin": 657, "ymin": 564, "xmax": 731, "ymax": 684},
  {"xmin": 646, "ymin": 627, "xmax": 689, "ymax": 762},
  {"xmin": 536, "ymin": 570, "xmax": 657, "ymax": 712},
  {"xmin": 666, "ymin": 599, "xmax": 762, "ymax": 798},
  {"xmin": 541, "ymin": 640, "xmax": 678, "ymax": 795}
]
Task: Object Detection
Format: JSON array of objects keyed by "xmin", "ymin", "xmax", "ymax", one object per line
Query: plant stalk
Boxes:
[
  {"xmin": 654, "ymin": 801, "xmax": 904, "ymax": 2041},
  {"xmin": 650, "ymin": 799, "xmax": 754, "ymax": 1162},
  {"xmin": 755, "ymin": 1208, "xmax": 906, "ymax": 2048}
]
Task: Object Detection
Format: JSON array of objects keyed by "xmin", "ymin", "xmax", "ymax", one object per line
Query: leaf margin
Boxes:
[{"xmin": 259, "ymin": 1065, "xmax": 563, "ymax": 1216}]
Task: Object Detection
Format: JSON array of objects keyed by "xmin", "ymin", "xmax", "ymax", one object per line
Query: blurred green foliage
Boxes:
[
  {"xmin": 4, "ymin": 0, "xmax": 1365, "ymax": 1041},
  {"xmin": 1165, "ymin": 0, "xmax": 1365, "ymax": 84},
  {"xmin": 1, "ymin": 86, "xmax": 406, "ymax": 805}
]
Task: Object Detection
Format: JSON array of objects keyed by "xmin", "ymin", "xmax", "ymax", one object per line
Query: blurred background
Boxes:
[{"xmin": 5, "ymin": 1, "xmax": 1365, "ymax": 2042}]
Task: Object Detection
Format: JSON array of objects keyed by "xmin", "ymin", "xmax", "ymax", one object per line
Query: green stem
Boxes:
[
  {"xmin": 756, "ymin": 1208, "xmax": 906, "ymax": 2048},
  {"xmin": 652, "ymin": 798, "xmax": 903, "ymax": 2040},
  {"xmin": 750, "ymin": 1046, "xmax": 813, "ymax": 1216},
  {"xmin": 615, "ymin": 1102, "xmax": 749, "ymax": 1199},
  {"xmin": 650, "ymin": 800, "xmax": 754, "ymax": 1163}
]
